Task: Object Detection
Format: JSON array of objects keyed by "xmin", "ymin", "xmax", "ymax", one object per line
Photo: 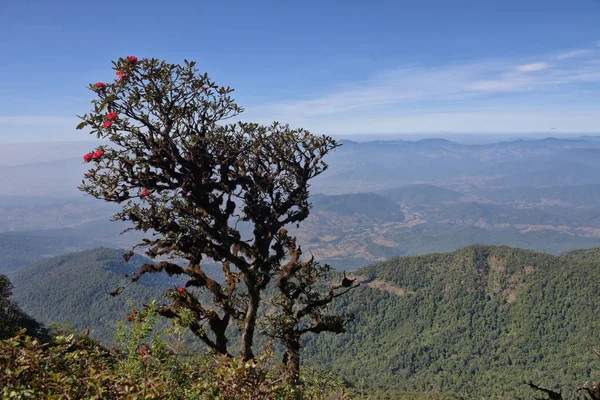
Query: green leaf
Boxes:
[{"xmin": 76, "ymin": 121, "xmax": 88, "ymax": 130}]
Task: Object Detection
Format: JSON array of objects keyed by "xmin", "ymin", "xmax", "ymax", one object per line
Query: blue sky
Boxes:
[{"xmin": 0, "ymin": 0, "xmax": 599, "ymax": 142}]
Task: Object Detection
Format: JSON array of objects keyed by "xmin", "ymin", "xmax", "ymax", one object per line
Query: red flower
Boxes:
[
  {"xmin": 83, "ymin": 153, "xmax": 93, "ymax": 162},
  {"xmin": 95, "ymin": 82, "xmax": 107, "ymax": 90},
  {"xmin": 103, "ymin": 121, "xmax": 112, "ymax": 129},
  {"xmin": 141, "ymin": 189, "xmax": 151, "ymax": 197},
  {"xmin": 178, "ymin": 286, "xmax": 186, "ymax": 293},
  {"xmin": 85, "ymin": 173, "xmax": 92, "ymax": 178},
  {"xmin": 92, "ymin": 149, "xmax": 104, "ymax": 160},
  {"xmin": 200, "ymin": 86, "xmax": 207, "ymax": 91},
  {"xmin": 116, "ymin": 70, "xmax": 125, "ymax": 82},
  {"xmin": 107, "ymin": 112, "xmax": 118, "ymax": 121},
  {"xmin": 126, "ymin": 56, "xmax": 138, "ymax": 63}
]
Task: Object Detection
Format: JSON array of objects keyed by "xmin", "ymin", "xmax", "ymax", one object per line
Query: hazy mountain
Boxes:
[
  {"xmin": 0, "ymin": 195, "xmax": 119, "ymax": 233},
  {"xmin": 4, "ymin": 137, "xmax": 600, "ymax": 272},
  {"xmin": 313, "ymin": 137, "xmax": 600, "ymax": 194},
  {"xmin": 0, "ymin": 141, "xmax": 106, "ymax": 166},
  {"xmin": 378, "ymin": 184, "xmax": 462, "ymax": 205},
  {"xmin": 311, "ymin": 193, "xmax": 405, "ymax": 221},
  {"xmin": 0, "ymin": 158, "xmax": 88, "ymax": 197}
]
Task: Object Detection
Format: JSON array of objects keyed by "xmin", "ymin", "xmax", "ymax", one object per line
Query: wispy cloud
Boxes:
[
  {"xmin": 515, "ymin": 62, "xmax": 549, "ymax": 72},
  {"xmin": 3, "ymin": 44, "xmax": 600, "ymax": 140},
  {"xmin": 244, "ymin": 43, "xmax": 600, "ymax": 134},
  {"xmin": 311, "ymin": 107, "xmax": 600, "ymax": 135},
  {"xmin": 555, "ymin": 49, "xmax": 593, "ymax": 60}
]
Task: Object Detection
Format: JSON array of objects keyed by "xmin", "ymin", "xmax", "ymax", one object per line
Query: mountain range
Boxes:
[{"xmin": 4, "ymin": 137, "xmax": 600, "ymax": 272}]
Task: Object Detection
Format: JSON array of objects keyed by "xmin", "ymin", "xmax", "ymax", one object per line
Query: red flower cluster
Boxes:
[
  {"xmin": 116, "ymin": 70, "xmax": 125, "ymax": 83},
  {"xmin": 178, "ymin": 286, "xmax": 186, "ymax": 293},
  {"xmin": 103, "ymin": 121, "xmax": 112, "ymax": 129},
  {"xmin": 84, "ymin": 149, "xmax": 104, "ymax": 162},
  {"xmin": 200, "ymin": 86, "xmax": 207, "ymax": 91},
  {"xmin": 126, "ymin": 55, "xmax": 138, "ymax": 63},
  {"xmin": 107, "ymin": 112, "xmax": 118, "ymax": 121},
  {"xmin": 141, "ymin": 189, "xmax": 151, "ymax": 197},
  {"xmin": 95, "ymin": 82, "xmax": 107, "ymax": 90}
]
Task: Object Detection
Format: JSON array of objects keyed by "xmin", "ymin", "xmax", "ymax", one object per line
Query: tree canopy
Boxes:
[
  {"xmin": 0, "ymin": 274, "xmax": 48, "ymax": 341},
  {"xmin": 76, "ymin": 56, "xmax": 357, "ymax": 380}
]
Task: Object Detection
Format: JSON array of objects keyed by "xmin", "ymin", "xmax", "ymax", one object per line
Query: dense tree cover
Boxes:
[
  {"xmin": 11, "ymin": 245, "xmax": 600, "ymax": 398},
  {"xmin": 302, "ymin": 245, "xmax": 600, "ymax": 398},
  {"xmin": 10, "ymin": 247, "xmax": 174, "ymax": 343},
  {"xmin": 0, "ymin": 275, "xmax": 48, "ymax": 341}
]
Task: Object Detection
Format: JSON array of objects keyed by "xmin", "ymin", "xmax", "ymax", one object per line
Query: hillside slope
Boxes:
[
  {"xmin": 303, "ymin": 245, "xmax": 600, "ymax": 398},
  {"xmin": 10, "ymin": 247, "xmax": 179, "ymax": 343},
  {"xmin": 10, "ymin": 245, "xmax": 600, "ymax": 398}
]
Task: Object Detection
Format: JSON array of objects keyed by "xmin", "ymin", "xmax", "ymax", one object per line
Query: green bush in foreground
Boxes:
[{"xmin": 0, "ymin": 301, "xmax": 349, "ymax": 399}]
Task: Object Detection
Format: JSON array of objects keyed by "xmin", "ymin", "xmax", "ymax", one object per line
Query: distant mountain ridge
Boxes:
[
  {"xmin": 3, "ymin": 136, "xmax": 600, "ymax": 272},
  {"xmin": 378, "ymin": 184, "xmax": 462, "ymax": 205},
  {"xmin": 311, "ymin": 192, "xmax": 405, "ymax": 221}
]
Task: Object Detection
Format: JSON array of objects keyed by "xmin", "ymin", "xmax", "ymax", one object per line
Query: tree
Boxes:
[
  {"xmin": 77, "ymin": 56, "xmax": 356, "ymax": 376},
  {"xmin": 264, "ymin": 233, "xmax": 357, "ymax": 382},
  {"xmin": 0, "ymin": 274, "xmax": 48, "ymax": 341}
]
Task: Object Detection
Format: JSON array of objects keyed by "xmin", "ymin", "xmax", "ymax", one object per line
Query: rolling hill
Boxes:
[
  {"xmin": 9, "ymin": 245, "xmax": 600, "ymax": 398},
  {"xmin": 303, "ymin": 245, "xmax": 600, "ymax": 398},
  {"xmin": 9, "ymin": 247, "xmax": 178, "ymax": 343}
]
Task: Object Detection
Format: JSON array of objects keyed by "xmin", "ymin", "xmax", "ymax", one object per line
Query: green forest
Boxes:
[{"xmin": 5, "ymin": 245, "xmax": 600, "ymax": 398}]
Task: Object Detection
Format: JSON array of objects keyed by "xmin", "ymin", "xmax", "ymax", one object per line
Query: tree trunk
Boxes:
[
  {"xmin": 211, "ymin": 315, "xmax": 230, "ymax": 356},
  {"xmin": 240, "ymin": 286, "xmax": 260, "ymax": 361},
  {"xmin": 284, "ymin": 332, "xmax": 301, "ymax": 384}
]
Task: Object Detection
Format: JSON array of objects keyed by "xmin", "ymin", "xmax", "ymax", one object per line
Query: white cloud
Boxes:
[
  {"xmin": 515, "ymin": 62, "xmax": 549, "ymax": 72},
  {"xmin": 555, "ymin": 49, "xmax": 593, "ymax": 60},
  {"xmin": 242, "ymin": 46, "xmax": 600, "ymax": 134},
  {"xmin": 466, "ymin": 77, "xmax": 530, "ymax": 92},
  {"xmin": 249, "ymin": 106, "xmax": 600, "ymax": 135},
  {"xmin": 4, "ymin": 45, "xmax": 600, "ymax": 140},
  {"xmin": 249, "ymin": 56, "xmax": 599, "ymax": 120}
]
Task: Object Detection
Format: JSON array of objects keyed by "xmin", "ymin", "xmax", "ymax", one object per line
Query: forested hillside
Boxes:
[
  {"xmin": 10, "ymin": 245, "xmax": 600, "ymax": 398},
  {"xmin": 303, "ymin": 245, "xmax": 600, "ymax": 398},
  {"xmin": 9, "ymin": 247, "xmax": 177, "ymax": 342}
]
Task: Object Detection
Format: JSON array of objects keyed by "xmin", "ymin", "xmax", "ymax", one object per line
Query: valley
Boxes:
[
  {"xmin": 4, "ymin": 136, "xmax": 600, "ymax": 398},
  {"xmin": 4, "ymin": 137, "xmax": 600, "ymax": 272}
]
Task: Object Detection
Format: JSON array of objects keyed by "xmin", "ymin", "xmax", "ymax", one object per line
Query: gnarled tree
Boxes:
[
  {"xmin": 264, "ymin": 231, "xmax": 358, "ymax": 382},
  {"xmin": 77, "ymin": 57, "xmax": 355, "ymax": 372}
]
